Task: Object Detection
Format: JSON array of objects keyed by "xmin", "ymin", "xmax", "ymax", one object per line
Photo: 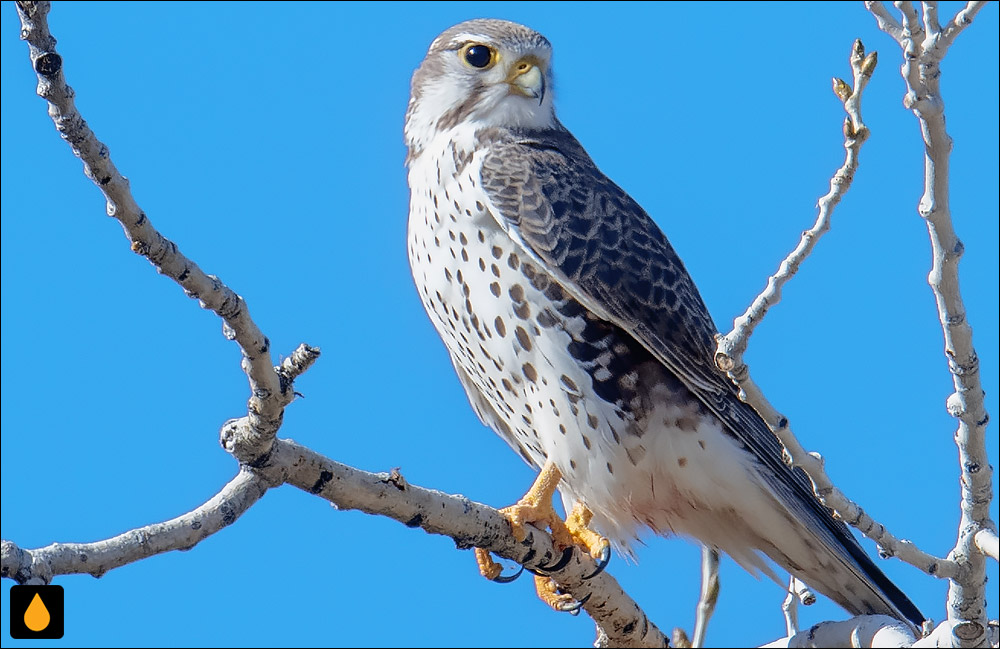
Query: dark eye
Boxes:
[{"xmin": 463, "ymin": 44, "xmax": 493, "ymax": 69}]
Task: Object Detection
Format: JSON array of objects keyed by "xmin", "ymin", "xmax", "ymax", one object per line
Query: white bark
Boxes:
[
  {"xmin": 13, "ymin": 0, "xmax": 295, "ymax": 466},
  {"xmin": 714, "ymin": 34, "xmax": 959, "ymax": 580},
  {"xmin": 865, "ymin": 2, "xmax": 994, "ymax": 646},
  {"xmin": 2, "ymin": 470, "xmax": 268, "ymax": 583},
  {"xmin": 764, "ymin": 618, "xmax": 1000, "ymax": 649},
  {"xmin": 692, "ymin": 546, "xmax": 720, "ymax": 648},
  {"xmin": 762, "ymin": 615, "xmax": 916, "ymax": 648}
]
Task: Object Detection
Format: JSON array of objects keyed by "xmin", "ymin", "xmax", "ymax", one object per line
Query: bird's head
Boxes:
[{"xmin": 405, "ymin": 19, "xmax": 556, "ymax": 161}]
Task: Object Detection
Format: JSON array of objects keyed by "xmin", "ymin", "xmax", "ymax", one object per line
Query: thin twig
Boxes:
[
  {"xmin": 937, "ymin": 1, "xmax": 987, "ymax": 51},
  {"xmin": 866, "ymin": 1, "xmax": 905, "ymax": 41},
  {"xmin": 792, "ymin": 576, "xmax": 816, "ymax": 608},
  {"xmin": 922, "ymin": 2, "xmax": 942, "ymax": 36},
  {"xmin": 781, "ymin": 581, "xmax": 799, "ymax": 638},
  {"xmin": 692, "ymin": 546, "xmax": 720, "ymax": 648},
  {"xmin": 780, "ymin": 575, "xmax": 818, "ymax": 638},
  {"xmin": 896, "ymin": 1, "xmax": 925, "ymax": 43},
  {"xmin": 713, "ymin": 39, "xmax": 957, "ymax": 579},
  {"xmin": 13, "ymin": 0, "xmax": 292, "ymax": 463},
  {"xmin": 974, "ymin": 529, "xmax": 998, "ymax": 562},
  {"xmin": 715, "ymin": 39, "xmax": 874, "ymax": 367}
]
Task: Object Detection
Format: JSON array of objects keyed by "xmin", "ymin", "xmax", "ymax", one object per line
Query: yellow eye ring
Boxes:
[{"xmin": 460, "ymin": 43, "xmax": 497, "ymax": 70}]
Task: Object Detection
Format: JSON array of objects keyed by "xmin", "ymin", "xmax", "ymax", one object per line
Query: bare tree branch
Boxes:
[
  {"xmin": 714, "ymin": 36, "xmax": 960, "ymax": 582},
  {"xmin": 264, "ymin": 439, "xmax": 669, "ymax": 648},
  {"xmin": 692, "ymin": 546, "xmax": 720, "ymax": 648},
  {"xmin": 781, "ymin": 575, "xmax": 818, "ymax": 639},
  {"xmin": 4, "ymin": 436, "xmax": 670, "ymax": 649},
  {"xmin": 1, "ymin": 469, "xmax": 269, "ymax": 583},
  {"xmin": 896, "ymin": 2, "xmax": 925, "ymax": 44},
  {"xmin": 715, "ymin": 38, "xmax": 874, "ymax": 375},
  {"xmin": 761, "ymin": 614, "xmax": 917, "ymax": 648},
  {"xmin": 868, "ymin": 2, "xmax": 905, "ymax": 40},
  {"xmin": 867, "ymin": 2, "xmax": 995, "ymax": 646},
  {"xmin": 938, "ymin": 2, "xmax": 987, "ymax": 51},
  {"xmin": 975, "ymin": 529, "xmax": 998, "ymax": 562},
  {"xmin": 13, "ymin": 0, "xmax": 290, "ymax": 464},
  {"xmin": 781, "ymin": 583, "xmax": 800, "ymax": 639},
  {"xmin": 765, "ymin": 617, "xmax": 1000, "ymax": 649},
  {"xmin": 922, "ymin": 1, "xmax": 942, "ymax": 36}
]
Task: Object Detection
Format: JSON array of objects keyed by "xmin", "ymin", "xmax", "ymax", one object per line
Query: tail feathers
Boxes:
[
  {"xmin": 761, "ymin": 505, "xmax": 925, "ymax": 629},
  {"xmin": 752, "ymin": 537, "xmax": 924, "ymax": 630},
  {"xmin": 830, "ymin": 537, "xmax": 924, "ymax": 628}
]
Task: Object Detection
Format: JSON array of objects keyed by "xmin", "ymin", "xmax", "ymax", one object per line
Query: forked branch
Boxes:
[{"xmin": 714, "ymin": 36, "xmax": 959, "ymax": 581}]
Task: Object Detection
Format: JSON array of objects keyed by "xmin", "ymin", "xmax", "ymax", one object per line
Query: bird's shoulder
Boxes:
[{"xmin": 477, "ymin": 125, "xmax": 728, "ymax": 399}]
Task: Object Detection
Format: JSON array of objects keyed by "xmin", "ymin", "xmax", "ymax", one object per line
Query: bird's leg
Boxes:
[
  {"xmin": 475, "ymin": 460, "xmax": 571, "ymax": 581},
  {"xmin": 500, "ymin": 459, "xmax": 575, "ymax": 547},
  {"xmin": 475, "ymin": 460, "xmax": 610, "ymax": 613}
]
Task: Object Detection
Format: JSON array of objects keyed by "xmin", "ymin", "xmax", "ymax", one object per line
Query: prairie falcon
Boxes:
[{"xmin": 404, "ymin": 18, "xmax": 922, "ymax": 625}]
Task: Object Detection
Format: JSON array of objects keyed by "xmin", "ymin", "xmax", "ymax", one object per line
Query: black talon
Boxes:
[
  {"xmin": 582, "ymin": 543, "xmax": 611, "ymax": 579},
  {"xmin": 491, "ymin": 562, "xmax": 525, "ymax": 583},
  {"xmin": 559, "ymin": 591, "xmax": 592, "ymax": 615},
  {"xmin": 534, "ymin": 545, "xmax": 574, "ymax": 573}
]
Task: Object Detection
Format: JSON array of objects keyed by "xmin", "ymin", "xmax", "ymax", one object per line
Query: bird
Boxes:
[{"xmin": 404, "ymin": 17, "xmax": 923, "ymax": 626}]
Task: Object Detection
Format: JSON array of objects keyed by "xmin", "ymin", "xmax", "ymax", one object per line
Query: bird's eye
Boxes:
[{"xmin": 461, "ymin": 43, "xmax": 495, "ymax": 69}]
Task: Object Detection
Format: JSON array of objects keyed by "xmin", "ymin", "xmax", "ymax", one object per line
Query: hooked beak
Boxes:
[{"xmin": 507, "ymin": 56, "xmax": 545, "ymax": 105}]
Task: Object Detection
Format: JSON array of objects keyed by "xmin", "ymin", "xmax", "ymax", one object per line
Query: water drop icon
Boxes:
[{"xmin": 24, "ymin": 592, "xmax": 51, "ymax": 632}]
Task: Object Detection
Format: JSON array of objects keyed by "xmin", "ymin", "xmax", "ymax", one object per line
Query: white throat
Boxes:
[{"xmin": 405, "ymin": 79, "xmax": 556, "ymax": 163}]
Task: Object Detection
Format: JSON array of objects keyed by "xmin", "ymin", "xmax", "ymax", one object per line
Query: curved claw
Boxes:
[
  {"xmin": 557, "ymin": 591, "xmax": 592, "ymax": 615},
  {"xmin": 491, "ymin": 562, "xmax": 525, "ymax": 584},
  {"xmin": 534, "ymin": 545, "xmax": 575, "ymax": 574},
  {"xmin": 582, "ymin": 542, "xmax": 611, "ymax": 579}
]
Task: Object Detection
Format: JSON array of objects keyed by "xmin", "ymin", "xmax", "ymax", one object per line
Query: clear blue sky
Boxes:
[{"xmin": 2, "ymin": 2, "xmax": 997, "ymax": 647}]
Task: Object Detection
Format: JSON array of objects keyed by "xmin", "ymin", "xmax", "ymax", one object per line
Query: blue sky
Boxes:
[{"xmin": 1, "ymin": 2, "xmax": 996, "ymax": 647}]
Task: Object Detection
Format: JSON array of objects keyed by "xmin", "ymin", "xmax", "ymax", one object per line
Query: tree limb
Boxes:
[
  {"xmin": 975, "ymin": 529, "xmax": 998, "ymax": 562},
  {"xmin": 937, "ymin": 1, "xmax": 987, "ymax": 51},
  {"xmin": 692, "ymin": 546, "xmax": 720, "ymax": 648},
  {"xmin": 866, "ymin": 2, "xmax": 994, "ymax": 646},
  {"xmin": 761, "ymin": 614, "xmax": 917, "ymax": 648},
  {"xmin": 1, "ymin": 469, "xmax": 268, "ymax": 584},
  {"xmin": 764, "ymin": 617, "xmax": 1000, "ymax": 649},
  {"xmin": 3, "ymin": 436, "xmax": 670, "ymax": 648},
  {"xmin": 714, "ymin": 35, "xmax": 960, "ymax": 581},
  {"xmin": 715, "ymin": 38, "xmax": 874, "ymax": 375},
  {"xmin": 14, "ymin": 0, "xmax": 290, "ymax": 464},
  {"xmin": 265, "ymin": 439, "xmax": 669, "ymax": 648}
]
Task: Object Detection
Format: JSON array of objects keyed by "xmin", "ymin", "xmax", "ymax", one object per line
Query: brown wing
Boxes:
[{"xmin": 478, "ymin": 125, "xmax": 923, "ymax": 627}]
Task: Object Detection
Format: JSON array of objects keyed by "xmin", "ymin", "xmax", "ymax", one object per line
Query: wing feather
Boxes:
[{"xmin": 478, "ymin": 126, "xmax": 922, "ymax": 626}]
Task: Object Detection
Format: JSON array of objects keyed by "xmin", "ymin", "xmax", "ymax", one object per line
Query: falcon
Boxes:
[{"xmin": 404, "ymin": 18, "xmax": 922, "ymax": 626}]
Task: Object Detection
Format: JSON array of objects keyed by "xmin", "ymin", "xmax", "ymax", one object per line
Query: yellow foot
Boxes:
[
  {"xmin": 534, "ymin": 574, "xmax": 589, "ymax": 614},
  {"xmin": 474, "ymin": 460, "xmax": 611, "ymax": 612},
  {"xmin": 497, "ymin": 461, "xmax": 575, "ymax": 550},
  {"xmin": 475, "ymin": 547, "xmax": 503, "ymax": 581},
  {"xmin": 566, "ymin": 501, "xmax": 612, "ymax": 572}
]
